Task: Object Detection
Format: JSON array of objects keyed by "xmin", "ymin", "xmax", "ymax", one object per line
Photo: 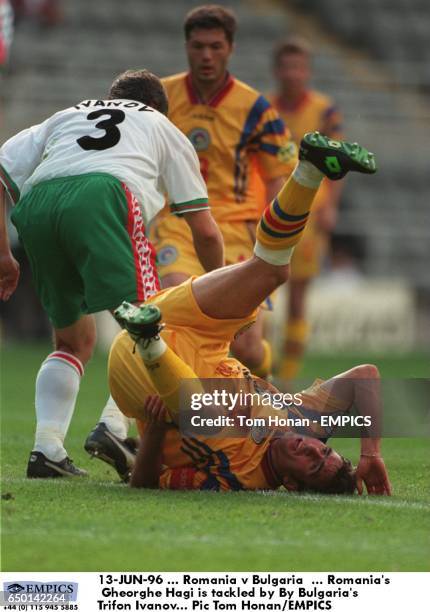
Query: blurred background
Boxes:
[{"xmin": 1, "ymin": 0, "xmax": 429, "ymax": 362}]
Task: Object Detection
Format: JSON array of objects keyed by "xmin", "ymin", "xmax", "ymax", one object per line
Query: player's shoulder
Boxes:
[
  {"xmin": 308, "ymin": 89, "xmax": 337, "ymax": 111},
  {"xmin": 229, "ymin": 78, "xmax": 275, "ymax": 115},
  {"xmin": 33, "ymin": 104, "xmax": 80, "ymax": 131},
  {"xmin": 231, "ymin": 77, "xmax": 265, "ymax": 102},
  {"xmin": 161, "ymin": 72, "xmax": 187, "ymax": 91},
  {"xmin": 152, "ymin": 107, "xmax": 194, "ymax": 146}
]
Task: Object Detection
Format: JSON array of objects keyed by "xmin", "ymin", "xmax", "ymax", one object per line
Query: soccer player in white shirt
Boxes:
[{"xmin": 0, "ymin": 69, "xmax": 224, "ymax": 478}]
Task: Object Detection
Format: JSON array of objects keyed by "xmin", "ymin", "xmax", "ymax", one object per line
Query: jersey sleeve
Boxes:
[
  {"xmin": 246, "ymin": 95, "xmax": 298, "ymax": 181},
  {"xmin": 157, "ymin": 117, "xmax": 209, "ymax": 216},
  {"xmin": 0, "ymin": 119, "xmax": 51, "ymax": 203}
]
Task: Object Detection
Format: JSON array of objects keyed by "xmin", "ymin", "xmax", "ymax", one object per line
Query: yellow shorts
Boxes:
[
  {"xmin": 108, "ymin": 278, "xmax": 257, "ymax": 419},
  {"xmin": 151, "ymin": 214, "xmax": 256, "ymax": 277}
]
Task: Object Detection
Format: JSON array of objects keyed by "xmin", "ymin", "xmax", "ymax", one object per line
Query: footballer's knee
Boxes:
[
  {"xmin": 56, "ymin": 338, "xmax": 95, "ymax": 365},
  {"xmin": 273, "ymin": 263, "xmax": 290, "ymax": 286},
  {"xmin": 55, "ymin": 327, "xmax": 96, "ymax": 365},
  {"xmin": 252, "ymin": 256, "xmax": 289, "ymax": 289}
]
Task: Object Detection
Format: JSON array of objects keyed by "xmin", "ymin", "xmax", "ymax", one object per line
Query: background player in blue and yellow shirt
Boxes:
[
  {"xmin": 152, "ymin": 5, "xmax": 297, "ymax": 378},
  {"xmin": 268, "ymin": 37, "xmax": 345, "ymax": 382}
]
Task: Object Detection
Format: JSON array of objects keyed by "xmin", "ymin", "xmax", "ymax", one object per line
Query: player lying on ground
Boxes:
[
  {"xmin": 108, "ymin": 132, "xmax": 390, "ymax": 494},
  {"xmin": 0, "ymin": 68, "xmax": 224, "ymax": 478},
  {"xmin": 126, "ymin": 365, "xmax": 390, "ymax": 495}
]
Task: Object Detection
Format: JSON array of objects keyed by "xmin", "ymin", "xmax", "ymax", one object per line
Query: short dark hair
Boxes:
[
  {"xmin": 323, "ymin": 456, "xmax": 356, "ymax": 494},
  {"xmin": 301, "ymin": 455, "xmax": 356, "ymax": 495},
  {"xmin": 273, "ymin": 36, "xmax": 312, "ymax": 67},
  {"xmin": 184, "ymin": 4, "xmax": 237, "ymax": 44},
  {"xmin": 108, "ymin": 69, "xmax": 168, "ymax": 115}
]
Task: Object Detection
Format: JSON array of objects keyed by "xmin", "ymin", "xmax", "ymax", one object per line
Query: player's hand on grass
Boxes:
[
  {"xmin": 0, "ymin": 252, "xmax": 20, "ymax": 301},
  {"xmin": 356, "ymin": 455, "xmax": 392, "ymax": 496},
  {"xmin": 143, "ymin": 395, "xmax": 168, "ymax": 425}
]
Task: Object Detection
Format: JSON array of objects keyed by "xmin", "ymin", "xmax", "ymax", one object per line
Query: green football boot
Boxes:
[
  {"xmin": 114, "ymin": 301, "xmax": 163, "ymax": 345},
  {"xmin": 299, "ymin": 131, "xmax": 377, "ymax": 180}
]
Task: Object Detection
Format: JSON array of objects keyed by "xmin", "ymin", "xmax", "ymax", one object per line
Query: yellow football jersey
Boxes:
[
  {"xmin": 138, "ymin": 419, "xmax": 272, "ymax": 491},
  {"xmin": 161, "ymin": 72, "xmax": 297, "ymax": 222},
  {"xmin": 267, "ymin": 89, "xmax": 343, "ymax": 145}
]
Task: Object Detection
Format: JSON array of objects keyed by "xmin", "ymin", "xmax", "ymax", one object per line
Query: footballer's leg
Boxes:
[
  {"xmin": 84, "ymin": 402, "xmax": 137, "ymax": 482},
  {"xmin": 27, "ymin": 315, "xmax": 96, "ymax": 478},
  {"xmin": 85, "ymin": 308, "xmax": 142, "ymax": 482},
  {"xmin": 280, "ymin": 277, "xmax": 310, "ymax": 381},
  {"xmin": 193, "ymin": 133, "xmax": 376, "ymax": 319},
  {"xmin": 12, "ymin": 188, "xmax": 91, "ymax": 478},
  {"xmin": 114, "ymin": 302, "xmax": 204, "ymax": 424}
]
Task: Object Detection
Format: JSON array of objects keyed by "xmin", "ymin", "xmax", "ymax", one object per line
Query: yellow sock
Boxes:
[
  {"xmin": 141, "ymin": 345, "xmax": 204, "ymax": 421},
  {"xmin": 255, "ymin": 163, "xmax": 323, "ymax": 265},
  {"xmin": 279, "ymin": 318, "xmax": 310, "ymax": 381},
  {"xmin": 251, "ymin": 339, "xmax": 272, "ymax": 379}
]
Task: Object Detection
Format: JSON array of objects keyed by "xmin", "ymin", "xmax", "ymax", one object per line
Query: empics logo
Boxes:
[
  {"xmin": 3, "ymin": 581, "xmax": 79, "ymax": 602},
  {"xmin": 6, "ymin": 584, "xmax": 24, "ymax": 593}
]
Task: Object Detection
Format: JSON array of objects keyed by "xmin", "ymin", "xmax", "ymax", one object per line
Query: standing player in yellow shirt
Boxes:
[
  {"xmin": 153, "ymin": 5, "xmax": 297, "ymax": 378},
  {"xmin": 267, "ymin": 38, "xmax": 345, "ymax": 382}
]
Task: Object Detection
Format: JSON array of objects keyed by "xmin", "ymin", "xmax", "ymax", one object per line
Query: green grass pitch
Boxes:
[{"xmin": 1, "ymin": 343, "xmax": 429, "ymax": 572}]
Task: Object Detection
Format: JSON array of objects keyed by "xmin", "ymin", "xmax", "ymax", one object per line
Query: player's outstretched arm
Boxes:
[
  {"xmin": 129, "ymin": 396, "xmax": 168, "ymax": 489},
  {"xmin": 313, "ymin": 364, "xmax": 391, "ymax": 495},
  {"xmin": 348, "ymin": 365, "xmax": 391, "ymax": 495},
  {"xmin": 184, "ymin": 209, "xmax": 225, "ymax": 272},
  {"xmin": 0, "ymin": 183, "xmax": 20, "ymax": 301}
]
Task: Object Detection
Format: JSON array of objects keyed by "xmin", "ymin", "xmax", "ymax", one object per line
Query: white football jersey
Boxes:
[{"xmin": 0, "ymin": 99, "xmax": 209, "ymax": 223}]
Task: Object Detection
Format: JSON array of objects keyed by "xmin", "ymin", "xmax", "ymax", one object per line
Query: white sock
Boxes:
[
  {"xmin": 293, "ymin": 160, "xmax": 324, "ymax": 189},
  {"xmin": 99, "ymin": 395, "xmax": 132, "ymax": 440},
  {"xmin": 254, "ymin": 243, "xmax": 295, "ymax": 266},
  {"xmin": 33, "ymin": 351, "xmax": 84, "ymax": 462},
  {"xmin": 137, "ymin": 336, "xmax": 167, "ymax": 362}
]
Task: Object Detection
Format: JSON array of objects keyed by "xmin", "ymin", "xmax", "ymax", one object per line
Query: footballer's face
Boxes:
[
  {"xmin": 186, "ymin": 28, "xmax": 233, "ymax": 84},
  {"xmin": 272, "ymin": 434, "xmax": 344, "ymax": 491},
  {"xmin": 274, "ymin": 52, "xmax": 310, "ymax": 94}
]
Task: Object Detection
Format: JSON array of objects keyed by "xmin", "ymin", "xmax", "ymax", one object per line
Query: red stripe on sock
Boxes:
[
  {"xmin": 264, "ymin": 208, "xmax": 308, "ymax": 232},
  {"xmin": 48, "ymin": 352, "xmax": 84, "ymax": 377}
]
